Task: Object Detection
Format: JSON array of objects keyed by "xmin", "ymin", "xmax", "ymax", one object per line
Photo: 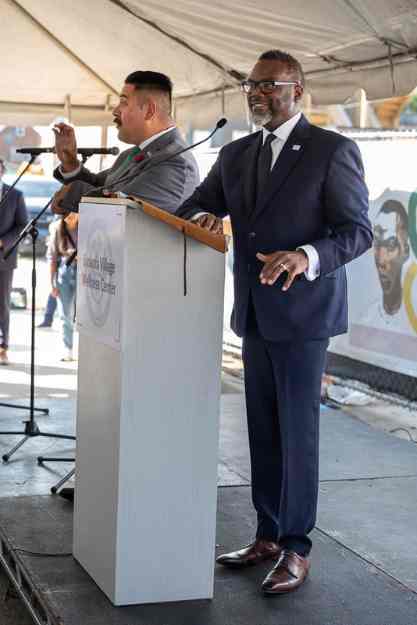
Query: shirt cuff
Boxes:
[
  {"xmin": 297, "ymin": 244, "xmax": 320, "ymax": 281},
  {"xmin": 59, "ymin": 163, "xmax": 82, "ymax": 179},
  {"xmin": 191, "ymin": 212, "xmax": 209, "ymax": 221}
]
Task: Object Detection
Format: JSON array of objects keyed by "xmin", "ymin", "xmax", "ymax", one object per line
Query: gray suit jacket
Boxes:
[
  {"xmin": 0, "ymin": 185, "xmax": 28, "ymax": 271},
  {"xmin": 54, "ymin": 128, "xmax": 200, "ymax": 215}
]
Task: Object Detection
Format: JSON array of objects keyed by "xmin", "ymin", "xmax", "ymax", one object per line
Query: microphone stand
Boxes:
[
  {"xmin": 37, "ymin": 154, "xmax": 94, "ymax": 493},
  {"xmin": 0, "ymin": 155, "xmax": 49, "ymax": 417},
  {"xmin": 0, "ymin": 157, "xmax": 88, "ymax": 462}
]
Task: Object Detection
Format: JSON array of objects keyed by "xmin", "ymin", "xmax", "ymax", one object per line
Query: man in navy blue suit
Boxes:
[
  {"xmin": 0, "ymin": 158, "xmax": 28, "ymax": 365},
  {"xmin": 177, "ymin": 50, "xmax": 372, "ymax": 595}
]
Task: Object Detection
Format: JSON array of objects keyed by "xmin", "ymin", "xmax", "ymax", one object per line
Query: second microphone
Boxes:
[{"xmin": 16, "ymin": 147, "xmax": 120, "ymax": 156}]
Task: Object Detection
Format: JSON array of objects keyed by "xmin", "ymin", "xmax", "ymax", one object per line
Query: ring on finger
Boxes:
[{"xmin": 279, "ymin": 262, "xmax": 288, "ymax": 270}]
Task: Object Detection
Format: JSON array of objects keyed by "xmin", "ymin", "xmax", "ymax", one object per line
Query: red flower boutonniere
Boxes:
[{"xmin": 134, "ymin": 153, "xmax": 145, "ymax": 163}]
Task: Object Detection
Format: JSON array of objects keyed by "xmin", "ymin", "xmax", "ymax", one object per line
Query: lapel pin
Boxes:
[{"xmin": 292, "ymin": 144, "xmax": 301, "ymax": 151}]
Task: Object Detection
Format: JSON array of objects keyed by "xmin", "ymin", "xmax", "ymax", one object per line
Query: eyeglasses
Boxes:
[{"xmin": 241, "ymin": 79, "xmax": 299, "ymax": 94}]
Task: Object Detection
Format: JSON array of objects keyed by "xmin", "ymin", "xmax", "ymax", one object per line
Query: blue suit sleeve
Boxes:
[
  {"xmin": 176, "ymin": 151, "xmax": 228, "ymax": 220},
  {"xmin": 1, "ymin": 190, "xmax": 28, "ymax": 248},
  {"xmin": 310, "ymin": 139, "xmax": 373, "ymax": 274}
]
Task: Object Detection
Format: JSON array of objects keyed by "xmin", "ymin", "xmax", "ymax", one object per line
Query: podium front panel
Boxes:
[{"xmin": 74, "ymin": 199, "xmax": 225, "ymax": 605}]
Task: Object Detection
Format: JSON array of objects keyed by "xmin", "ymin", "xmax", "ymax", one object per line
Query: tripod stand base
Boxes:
[
  {"xmin": 2, "ymin": 435, "xmax": 31, "ymax": 462},
  {"xmin": 0, "ymin": 401, "xmax": 49, "ymax": 415},
  {"xmin": 0, "ymin": 421, "xmax": 75, "ymax": 462},
  {"xmin": 56, "ymin": 485, "xmax": 75, "ymax": 500},
  {"xmin": 37, "ymin": 457, "xmax": 75, "ymax": 495}
]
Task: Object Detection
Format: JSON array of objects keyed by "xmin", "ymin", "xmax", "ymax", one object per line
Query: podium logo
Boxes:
[{"xmin": 81, "ymin": 219, "xmax": 117, "ymax": 327}]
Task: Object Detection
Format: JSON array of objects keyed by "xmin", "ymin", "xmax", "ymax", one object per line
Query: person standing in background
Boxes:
[
  {"xmin": 38, "ymin": 219, "xmax": 60, "ymax": 328},
  {"xmin": 0, "ymin": 158, "xmax": 28, "ymax": 364},
  {"xmin": 47, "ymin": 218, "xmax": 77, "ymax": 361}
]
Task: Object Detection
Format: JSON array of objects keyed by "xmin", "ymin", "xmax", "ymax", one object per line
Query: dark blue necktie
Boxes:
[{"xmin": 256, "ymin": 133, "xmax": 275, "ymax": 202}]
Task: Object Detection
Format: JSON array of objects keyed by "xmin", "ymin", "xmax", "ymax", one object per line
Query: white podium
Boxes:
[{"xmin": 73, "ymin": 197, "xmax": 226, "ymax": 605}]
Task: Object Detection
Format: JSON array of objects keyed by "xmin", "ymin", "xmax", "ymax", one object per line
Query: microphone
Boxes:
[
  {"xmin": 84, "ymin": 118, "xmax": 228, "ymax": 197},
  {"xmin": 16, "ymin": 146, "xmax": 120, "ymax": 156},
  {"xmin": 214, "ymin": 118, "xmax": 227, "ymax": 130}
]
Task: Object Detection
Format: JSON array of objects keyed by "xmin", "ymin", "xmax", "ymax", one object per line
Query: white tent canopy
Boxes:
[{"xmin": 1, "ymin": 0, "xmax": 417, "ymax": 126}]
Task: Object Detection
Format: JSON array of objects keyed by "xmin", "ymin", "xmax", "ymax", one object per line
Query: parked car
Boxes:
[{"xmin": 4, "ymin": 175, "xmax": 61, "ymax": 256}]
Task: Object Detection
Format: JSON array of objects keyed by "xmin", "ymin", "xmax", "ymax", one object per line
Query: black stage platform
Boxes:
[{"xmin": 0, "ymin": 396, "xmax": 416, "ymax": 624}]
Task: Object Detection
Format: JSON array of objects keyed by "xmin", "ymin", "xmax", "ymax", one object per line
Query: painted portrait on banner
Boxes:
[{"xmin": 330, "ymin": 188, "xmax": 417, "ymax": 377}]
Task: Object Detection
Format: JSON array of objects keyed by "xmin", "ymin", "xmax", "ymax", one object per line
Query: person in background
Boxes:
[
  {"xmin": 47, "ymin": 217, "xmax": 77, "ymax": 361},
  {"xmin": 0, "ymin": 158, "xmax": 28, "ymax": 365},
  {"xmin": 38, "ymin": 219, "xmax": 60, "ymax": 328},
  {"xmin": 37, "ymin": 292, "xmax": 57, "ymax": 328}
]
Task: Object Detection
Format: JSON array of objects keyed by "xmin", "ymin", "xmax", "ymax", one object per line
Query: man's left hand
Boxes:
[{"xmin": 256, "ymin": 250, "xmax": 308, "ymax": 291}]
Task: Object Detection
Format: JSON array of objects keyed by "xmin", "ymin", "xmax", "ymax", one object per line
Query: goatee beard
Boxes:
[{"xmin": 250, "ymin": 109, "xmax": 273, "ymax": 127}]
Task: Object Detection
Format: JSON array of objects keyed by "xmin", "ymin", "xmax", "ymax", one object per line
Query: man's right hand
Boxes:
[
  {"xmin": 51, "ymin": 184, "xmax": 72, "ymax": 215},
  {"xmin": 52, "ymin": 123, "xmax": 79, "ymax": 172},
  {"xmin": 194, "ymin": 213, "xmax": 223, "ymax": 235}
]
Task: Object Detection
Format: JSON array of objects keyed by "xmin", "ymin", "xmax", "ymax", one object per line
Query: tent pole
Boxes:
[
  {"xmin": 352, "ymin": 88, "xmax": 368, "ymax": 128},
  {"xmin": 100, "ymin": 95, "xmax": 112, "ymax": 170},
  {"xmin": 64, "ymin": 94, "xmax": 72, "ymax": 124}
]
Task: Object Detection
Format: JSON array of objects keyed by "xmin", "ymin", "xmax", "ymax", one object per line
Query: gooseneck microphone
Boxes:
[
  {"xmin": 16, "ymin": 146, "xmax": 120, "ymax": 156},
  {"xmin": 83, "ymin": 118, "xmax": 228, "ymax": 197}
]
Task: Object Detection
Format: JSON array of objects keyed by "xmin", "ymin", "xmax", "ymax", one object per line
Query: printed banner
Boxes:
[
  {"xmin": 76, "ymin": 202, "xmax": 125, "ymax": 350},
  {"xmin": 331, "ymin": 188, "xmax": 417, "ymax": 377}
]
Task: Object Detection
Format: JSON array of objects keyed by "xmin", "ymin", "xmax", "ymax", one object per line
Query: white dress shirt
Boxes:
[{"xmin": 260, "ymin": 113, "xmax": 320, "ymax": 280}]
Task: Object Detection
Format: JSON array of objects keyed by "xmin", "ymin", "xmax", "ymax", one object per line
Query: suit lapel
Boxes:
[
  {"xmin": 250, "ymin": 115, "xmax": 311, "ymax": 222},
  {"xmin": 122, "ymin": 151, "xmax": 150, "ymax": 178},
  {"xmin": 241, "ymin": 132, "xmax": 262, "ymax": 216},
  {"xmin": 105, "ymin": 128, "xmax": 179, "ymax": 184}
]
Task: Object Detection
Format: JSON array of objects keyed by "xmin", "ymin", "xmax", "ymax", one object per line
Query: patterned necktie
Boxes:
[
  {"xmin": 256, "ymin": 133, "xmax": 275, "ymax": 202},
  {"xmin": 126, "ymin": 146, "xmax": 142, "ymax": 163},
  {"xmin": 106, "ymin": 146, "xmax": 142, "ymax": 184}
]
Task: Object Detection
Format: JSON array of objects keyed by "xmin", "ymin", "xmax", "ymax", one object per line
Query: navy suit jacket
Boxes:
[
  {"xmin": 177, "ymin": 115, "xmax": 373, "ymax": 341},
  {"xmin": 0, "ymin": 184, "xmax": 28, "ymax": 271}
]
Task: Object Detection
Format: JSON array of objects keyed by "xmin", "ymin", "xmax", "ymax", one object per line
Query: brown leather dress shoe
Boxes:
[
  {"xmin": 0, "ymin": 349, "xmax": 9, "ymax": 366},
  {"xmin": 262, "ymin": 550, "xmax": 310, "ymax": 594},
  {"xmin": 216, "ymin": 539, "xmax": 280, "ymax": 568}
]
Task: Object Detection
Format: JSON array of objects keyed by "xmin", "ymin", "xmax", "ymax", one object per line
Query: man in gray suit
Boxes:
[
  {"xmin": 0, "ymin": 159, "xmax": 28, "ymax": 364},
  {"xmin": 52, "ymin": 71, "xmax": 199, "ymax": 504},
  {"xmin": 53, "ymin": 71, "xmax": 199, "ymax": 213}
]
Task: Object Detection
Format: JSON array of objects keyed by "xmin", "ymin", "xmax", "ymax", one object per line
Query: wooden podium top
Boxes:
[{"xmin": 80, "ymin": 196, "xmax": 228, "ymax": 254}]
